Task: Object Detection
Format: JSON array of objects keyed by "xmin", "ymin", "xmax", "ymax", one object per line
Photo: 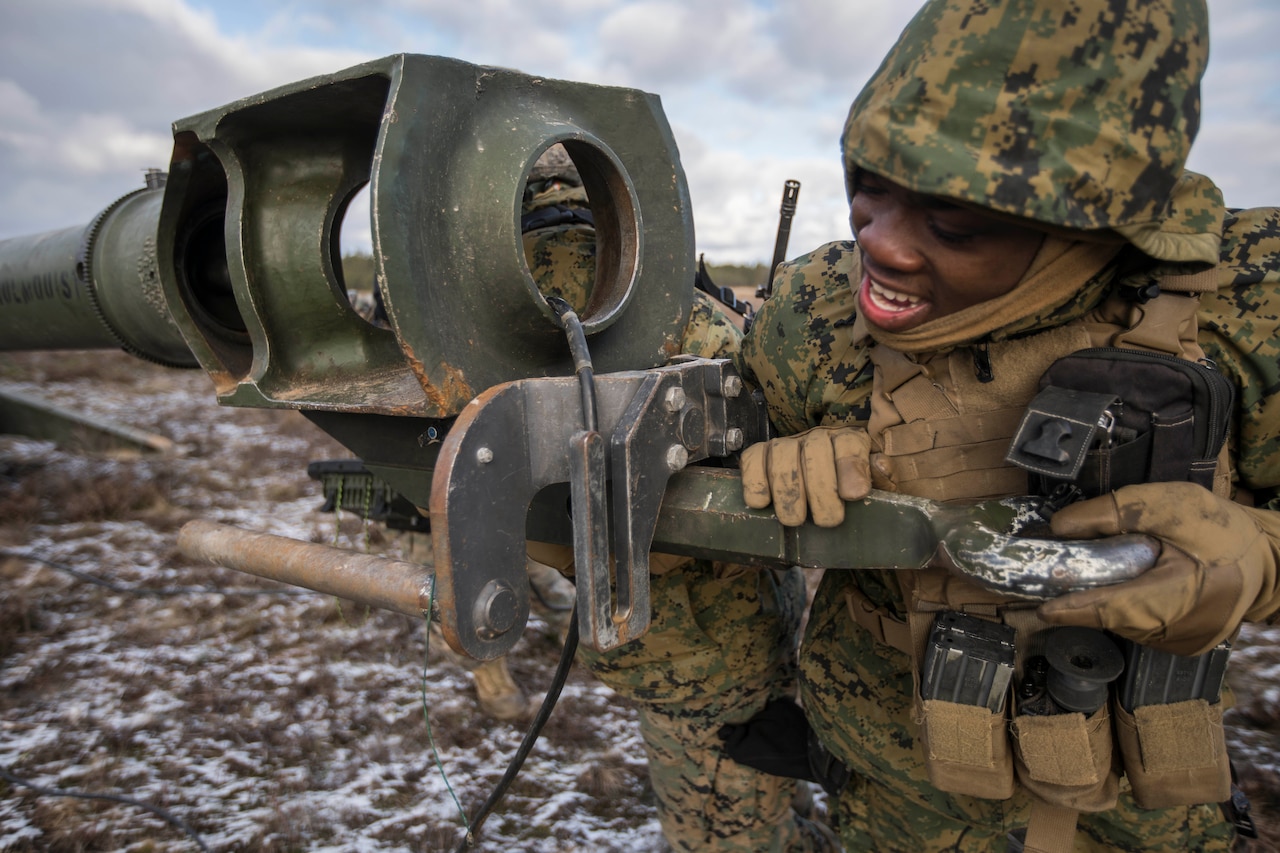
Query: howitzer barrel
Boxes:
[
  {"xmin": 0, "ymin": 177, "xmax": 195, "ymax": 367},
  {"xmin": 177, "ymin": 520, "xmax": 435, "ymax": 619}
]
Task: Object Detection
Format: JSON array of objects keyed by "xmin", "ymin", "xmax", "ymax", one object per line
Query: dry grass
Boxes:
[
  {"xmin": 1226, "ymin": 627, "xmax": 1280, "ymax": 850},
  {"xmin": 0, "ymin": 460, "xmax": 174, "ymax": 526},
  {"xmin": 576, "ymin": 752, "xmax": 641, "ymax": 798},
  {"xmin": 0, "ymin": 350, "xmax": 159, "ymax": 385}
]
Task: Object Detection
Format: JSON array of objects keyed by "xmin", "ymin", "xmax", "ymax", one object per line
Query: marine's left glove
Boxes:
[
  {"xmin": 740, "ymin": 425, "xmax": 871, "ymax": 527},
  {"xmin": 1039, "ymin": 482, "xmax": 1280, "ymax": 656}
]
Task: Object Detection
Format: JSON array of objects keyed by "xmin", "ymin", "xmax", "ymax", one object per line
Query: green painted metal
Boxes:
[
  {"xmin": 157, "ymin": 54, "xmax": 693, "ymax": 416},
  {"xmin": 0, "ymin": 226, "xmax": 117, "ymax": 351},
  {"xmin": 0, "ymin": 180, "xmax": 195, "ymax": 367}
]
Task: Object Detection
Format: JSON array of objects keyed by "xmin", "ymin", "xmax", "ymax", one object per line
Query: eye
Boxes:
[
  {"xmin": 927, "ymin": 219, "xmax": 976, "ymax": 245},
  {"xmin": 851, "ymin": 170, "xmax": 887, "ymax": 197}
]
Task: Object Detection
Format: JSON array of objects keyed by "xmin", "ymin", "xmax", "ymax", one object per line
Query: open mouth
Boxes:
[
  {"xmin": 858, "ymin": 273, "xmax": 931, "ymax": 331},
  {"xmin": 865, "ymin": 278, "xmax": 920, "ymax": 311}
]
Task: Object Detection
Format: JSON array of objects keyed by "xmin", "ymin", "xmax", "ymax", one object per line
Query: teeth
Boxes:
[{"xmin": 869, "ymin": 279, "xmax": 920, "ymax": 308}]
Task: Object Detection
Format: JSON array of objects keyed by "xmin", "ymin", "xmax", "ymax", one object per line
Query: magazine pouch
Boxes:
[
  {"xmin": 911, "ymin": 611, "xmax": 1016, "ymax": 799},
  {"xmin": 1008, "ymin": 630, "xmax": 1122, "ymax": 812},
  {"xmin": 1113, "ymin": 699, "xmax": 1231, "ymax": 809},
  {"xmin": 1114, "ymin": 639, "xmax": 1233, "ymax": 808}
]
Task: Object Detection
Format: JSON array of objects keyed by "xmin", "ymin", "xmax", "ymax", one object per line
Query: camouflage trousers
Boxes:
[
  {"xmin": 578, "ymin": 560, "xmax": 821, "ymax": 852},
  {"xmin": 802, "ymin": 571, "xmax": 1237, "ymax": 852}
]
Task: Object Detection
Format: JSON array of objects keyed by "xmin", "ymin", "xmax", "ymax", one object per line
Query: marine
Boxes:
[{"xmin": 730, "ymin": 0, "xmax": 1280, "ymax": 850}]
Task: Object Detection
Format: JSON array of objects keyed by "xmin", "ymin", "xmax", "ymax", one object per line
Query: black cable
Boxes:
[
  {"xmin": 453, "ymin": 296, "xmax": 596, "ymax": 850},
  {"xmin": 454, "ymin": 609, "xmax": 580, "ymax": 852},
  {"xmin": 546, "ymin": 296, "xmax": 598, "ymax": 433},
  {"xmin": 0, "ymin": 765, "xmax": 210, "ymax": 852},
  {"xmin": 1, "ymin": 548, "xmax": 312, "ymax": 597}
]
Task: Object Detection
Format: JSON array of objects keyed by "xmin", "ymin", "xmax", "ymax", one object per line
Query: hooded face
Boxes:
[
  {"xmin": 842, "ymin": 0, "xmax": 1208, "ymax": 242},
  {"xmin": 851, "ymin": 170, "xmax": 1044, "ymax": 332}
]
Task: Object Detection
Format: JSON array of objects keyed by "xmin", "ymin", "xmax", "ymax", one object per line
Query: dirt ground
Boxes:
[{"xmin": 2, "ymin": 348, "xmax": 1280, "ymax": 851}]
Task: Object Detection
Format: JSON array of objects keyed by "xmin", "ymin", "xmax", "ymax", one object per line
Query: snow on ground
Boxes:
[
  {"xmin": 1, "ymin": 351, "xmax": 666, "ymax": 852},
  {"xmin": 2, "ymin": 349, "xmax": 1280, "ymax": 851}
]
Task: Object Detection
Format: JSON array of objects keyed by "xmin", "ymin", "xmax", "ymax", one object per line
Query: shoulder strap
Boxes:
[{"xmin": 1157, "ymin": 267, "xmax": 1219, "ymax": 294}]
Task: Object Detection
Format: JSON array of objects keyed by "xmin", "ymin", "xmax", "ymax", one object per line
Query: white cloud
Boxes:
[
  {"xmin": 58, "ymin": 114, "xmax": 174, "ymax": 175},
  {"xmin": 1188, "ymin": 121, "xmax": 1280, "ymax": 212},
  {"xmin": 0, "ymin": 81, "xmax": 47, "ymax": 173},
  {"xmin": 1, "ymin": 76, "xmax": 165, "ymax": 175},
  {"xmin": 595, "ymin": 1, "xmax": 778, "ymax": 89},
  {"xmin": 678, "ymin": 129, "xmax": 850, "ymax": 266},
  {"xmin": 360, "ymin": 0, "xmax": 611, "ymax": 76},
  {"xmin": 0, "ymin": 0, "xmax": 371, "ymax": 237},
  {"xmin": 770, "ymin": 0, "xmax": 920, "ymax": 95},
  {"xmin": 1184, "ymin": 2, "xmax": 1280, "ymax": 210}
]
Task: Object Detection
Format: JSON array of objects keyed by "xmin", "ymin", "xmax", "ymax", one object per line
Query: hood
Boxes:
[{"xmin": 842, "ymin": 0, "xmax": 1212, "ymax": 260}]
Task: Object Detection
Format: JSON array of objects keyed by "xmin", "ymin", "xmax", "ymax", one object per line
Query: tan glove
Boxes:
[
  {"xmin": 1039, "ymin": 482, "xmax": 1280, "ymax": 656},
  {"xmin": 740, "ymin": 425, "xmax": 871, "ymax": 528}
]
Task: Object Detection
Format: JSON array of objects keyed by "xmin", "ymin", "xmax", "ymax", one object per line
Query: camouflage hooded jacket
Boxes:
[{"xmin": 739, "ymin": 0, "xmax": 1280, "ymax": 511}]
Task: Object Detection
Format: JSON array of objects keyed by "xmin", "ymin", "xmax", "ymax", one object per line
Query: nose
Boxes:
[{"xmin": 850, "ymin": 195, "xmax": 923, "ymax": 274}]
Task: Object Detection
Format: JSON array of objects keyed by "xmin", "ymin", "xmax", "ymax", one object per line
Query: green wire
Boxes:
[
  {"xmin": 361, "ymin": 477, "xmax": 373, "ymax": 552},
  {"xmin": 421, "ymin": 576, "xmax": 472, "ymax": 842},
  {"xmin": 332, "ymin": 476, "xmax": 344, "ymax": 546}
]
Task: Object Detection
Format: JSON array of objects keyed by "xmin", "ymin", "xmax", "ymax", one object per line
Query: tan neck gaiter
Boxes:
[{"xmin": 865, "ymin": 237, "xmax": 1123, "ymax": 354}]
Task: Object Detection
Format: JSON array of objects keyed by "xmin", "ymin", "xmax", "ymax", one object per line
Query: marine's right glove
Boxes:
[
  {"xmin": 740, "ymin": 425, "xmax": 871, "ymax": 528},
  {"xmin": 1039, "ymin": 482, "xmax": 1280, "ymax": 656}
]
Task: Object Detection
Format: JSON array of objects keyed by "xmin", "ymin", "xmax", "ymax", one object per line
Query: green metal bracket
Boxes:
[{"xmin": 157, "ymin": 54, "xmax": 693, "ymax": 416}]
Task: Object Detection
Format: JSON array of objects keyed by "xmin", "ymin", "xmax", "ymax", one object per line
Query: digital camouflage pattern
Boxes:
[
  {"xmin": 578, "ymin": 562, "xmax": 819, "ymax": 851},
  {"xmin": 736, "ymin": 240, "xmax": 872, "ymax": 437},
  {"xmin": 523, "ymin": 159, "xmax": 596, "ymax": 312},
  {"xmin": 1199, "ymin": 205, "xmax": 1280, "ymax": 508},
  {"xmin": 523, "ymin": 149, "xmax": 827, "ymax": 850},
  {"xmin": 843, "ymin": 0, "xmax": 1209, "ymax": 246}
]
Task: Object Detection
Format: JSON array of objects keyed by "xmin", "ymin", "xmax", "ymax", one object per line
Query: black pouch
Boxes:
[{"xmin": 1006, "ymin": 347, "xmax": 1234, "ymax": 498}]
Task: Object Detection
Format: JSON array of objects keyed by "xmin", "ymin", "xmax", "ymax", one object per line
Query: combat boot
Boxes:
[{"xmin": 471, "ymin": 658, "xmax": 528, "ymax": 721}]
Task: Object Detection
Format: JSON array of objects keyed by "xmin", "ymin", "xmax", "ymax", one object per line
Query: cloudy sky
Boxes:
[{"xmin": 2, "ymin": 0, "xmax": 1278, "ymax": 265}]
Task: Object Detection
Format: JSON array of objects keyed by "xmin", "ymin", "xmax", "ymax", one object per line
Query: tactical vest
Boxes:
[{"xmin": 843, "ymin": 270, "xmax": 1232, "ymax": 852}]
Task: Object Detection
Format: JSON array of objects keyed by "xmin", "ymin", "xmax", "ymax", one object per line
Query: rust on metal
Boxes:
[
  {"xmin": 177, "ymin": 519, "xmax": 435, "ymax": 618},
  {"xmin": 402, "ymin": 344, "xmax": 474, "ymax": 416}
]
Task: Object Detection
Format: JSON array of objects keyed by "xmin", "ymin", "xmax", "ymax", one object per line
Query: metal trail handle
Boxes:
[{"xmin": 177, "ymin": 520, "xmax": 436, "ymax": 619}]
